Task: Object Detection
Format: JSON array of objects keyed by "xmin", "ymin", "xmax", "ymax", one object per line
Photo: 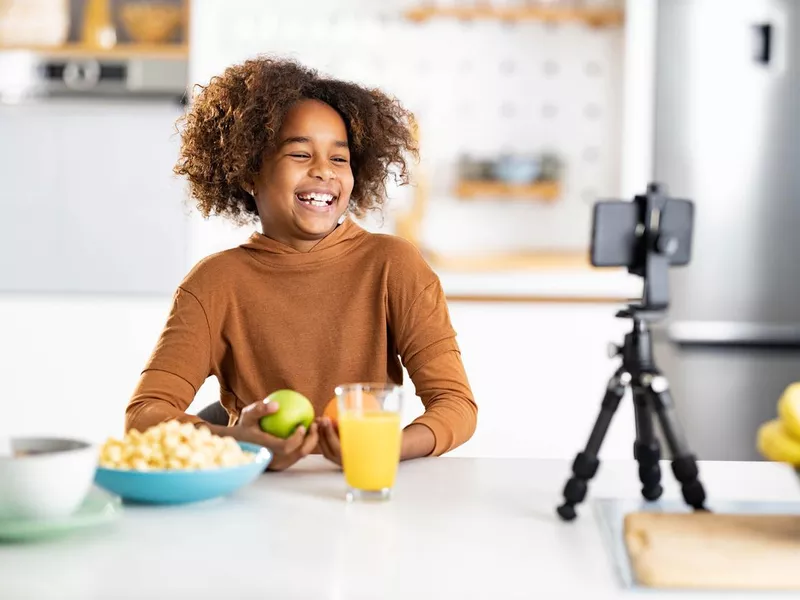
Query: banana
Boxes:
[
  {"xmin": 777, "ymin": 382, "xmax": 800, "ymax": 441},
  {"xmin": 757, "ymin": 419, "xmax": 800, "ymax": 465}
]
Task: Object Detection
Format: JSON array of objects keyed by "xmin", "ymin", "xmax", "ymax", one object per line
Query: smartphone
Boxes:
[{"xmin": 590, "ymin": 197, "xmax": 694, "ymax": 268}]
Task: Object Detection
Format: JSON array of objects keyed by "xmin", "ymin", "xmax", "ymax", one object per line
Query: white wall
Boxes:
[{"xmin": 620, "ymin": 0, "xmax": 657, "ymax": 196}]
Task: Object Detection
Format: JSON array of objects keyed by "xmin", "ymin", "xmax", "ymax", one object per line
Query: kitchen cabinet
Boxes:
[
  {"xmin": 0, "ymin": 99, "xmax": 191, "ymax": 294},
  {"xmin": 399, "ymin": 299, "xmax": 639, "ymax": 460}
]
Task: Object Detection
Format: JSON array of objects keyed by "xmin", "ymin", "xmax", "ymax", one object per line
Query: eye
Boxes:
[
  {"xmin": 289, "ymin": 153, "xmax": 310, "ymax": 159},
  {"xmin": 332, "ymin": 157, "xmax": 349, "ymax": 163}
]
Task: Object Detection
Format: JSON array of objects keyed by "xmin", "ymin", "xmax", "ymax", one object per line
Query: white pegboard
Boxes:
[{"xmin": 189, "ymin": 0, "xmax": 624, "ymax": 258}]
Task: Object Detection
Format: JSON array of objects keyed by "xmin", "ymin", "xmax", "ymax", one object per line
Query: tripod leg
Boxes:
[
  {"xmin": 557, "ymin": 368, "xmax": 629, "ymax": 521},
  {"xmin": 646, "ymin": 375, "xmax": 707, "ymax": 511},
  {"xmin": 632, "ymin": 388, "xmax": 663, "ymax": 501}
]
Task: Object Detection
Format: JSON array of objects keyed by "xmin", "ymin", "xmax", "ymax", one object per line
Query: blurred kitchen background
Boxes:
[{"xmin": 2, "ymin": 0, "xmax": 798, "ymax": 462}]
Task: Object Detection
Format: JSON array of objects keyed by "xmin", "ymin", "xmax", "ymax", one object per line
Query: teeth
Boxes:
[
  {"xmin": 298, "ymin": 192, "xmax": 334, "ymax": 203},
  {"xmin": 309, "ymin": 200, "xmax": 328, "ymax": 207}
]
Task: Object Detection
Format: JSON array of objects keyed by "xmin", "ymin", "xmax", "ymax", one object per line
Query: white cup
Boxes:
[{"xmin": 0, "ymin": 437, "xmax": 98, "ymax": 521}]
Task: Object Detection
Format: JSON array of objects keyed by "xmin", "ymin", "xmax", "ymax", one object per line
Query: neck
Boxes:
[{"xmin": 259, "ymin": 224, "xmax": 341, "ymax": 253}]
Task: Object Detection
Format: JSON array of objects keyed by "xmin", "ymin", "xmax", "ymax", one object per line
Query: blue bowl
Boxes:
[
  {"xmin": 492, "ymin": 155, "xmax": 541, "ymax": 184},
  {"xmin": 94, "ymin": 442, "xmax": 272, "ymax": 505}
]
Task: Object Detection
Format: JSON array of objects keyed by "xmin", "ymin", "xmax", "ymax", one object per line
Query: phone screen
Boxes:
[{"xmin": 590, "ymin": 201, "xmax": 639, "ymax": 267}]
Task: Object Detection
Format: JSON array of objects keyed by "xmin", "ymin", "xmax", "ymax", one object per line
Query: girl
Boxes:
[{"xmin": 125, "ymin": 56, "xmax": 477, "ymax": 471}]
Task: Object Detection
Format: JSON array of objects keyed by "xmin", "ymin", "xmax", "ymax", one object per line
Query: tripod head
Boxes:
[{"xmin": 590, "ymin": 182, "xmax": 694, "ymax": 314}]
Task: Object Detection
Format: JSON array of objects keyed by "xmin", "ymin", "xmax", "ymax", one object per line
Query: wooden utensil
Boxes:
[{"xmin": 624, "ymin": 511, "xmax": 800, "ymax": 590}]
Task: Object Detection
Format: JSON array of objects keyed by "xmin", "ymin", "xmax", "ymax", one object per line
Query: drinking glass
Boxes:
[{"xmin": 334, "ymin": 383, "xmax": 404, "ymax": 502}]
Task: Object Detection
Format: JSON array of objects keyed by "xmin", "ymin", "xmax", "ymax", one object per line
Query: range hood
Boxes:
[{"xmin": 0, "ymin": 48, "xmax": 187, "ymax": 104}]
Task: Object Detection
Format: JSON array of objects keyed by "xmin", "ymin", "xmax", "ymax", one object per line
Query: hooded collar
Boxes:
[{"xmin": 239, "ymin": 217, "xmax": 368, "ymax": 266}]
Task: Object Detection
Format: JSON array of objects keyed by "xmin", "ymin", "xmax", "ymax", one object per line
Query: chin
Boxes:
[{"xmin": 295, "ymin": 216, "xmax": 339, "ymax": 238}]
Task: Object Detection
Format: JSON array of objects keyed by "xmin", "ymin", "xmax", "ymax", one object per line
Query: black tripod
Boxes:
[{"xmin": 556, "ymin": 183, "xmax": 708, "ymax": 521}]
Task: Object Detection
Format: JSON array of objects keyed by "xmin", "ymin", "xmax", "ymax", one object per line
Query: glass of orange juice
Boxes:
[{"xmin": 335, "ymin": 383, "xmax": 403, "ymax": 502}]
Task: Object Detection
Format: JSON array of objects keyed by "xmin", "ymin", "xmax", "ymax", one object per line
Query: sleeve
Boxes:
[
  {"xmin": 124, "ymin": 287, "xmax": 212, "ymax": 432},
  {"xmin": 408, "ymin": 350, "xmax": 477, "ymax": 456},
  {"xmin": 394, "ymin": 277, "xmax": 478, "ymax": 455}
]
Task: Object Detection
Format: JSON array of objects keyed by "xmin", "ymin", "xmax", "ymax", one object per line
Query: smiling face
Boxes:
[{"xmin": 252, "ymin": 99, "xmax": 354, "ymax": 252}]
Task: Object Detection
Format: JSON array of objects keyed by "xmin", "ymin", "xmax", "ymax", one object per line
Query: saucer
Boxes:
[{"xmin": 0, "ymin": 487, "xmax": 122, "ymax": 543}]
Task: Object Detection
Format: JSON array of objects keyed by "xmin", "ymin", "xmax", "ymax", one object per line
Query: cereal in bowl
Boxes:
[{"xmin": 99, "ymin": 421, "xmax": 255, "ymax": 471}]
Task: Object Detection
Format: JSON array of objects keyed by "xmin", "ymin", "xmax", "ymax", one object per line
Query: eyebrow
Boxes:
[{"xmin": 281, "ymin": 136, "xmax": 349, "ymax": 148}]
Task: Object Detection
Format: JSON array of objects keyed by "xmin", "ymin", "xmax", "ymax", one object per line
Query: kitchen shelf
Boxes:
[
  {"xmin": 455, "ymin": 179, "xmax": 561, "ymax": 201},
  {"xmin": 404, "ymin": 5, "xmax": 625, "ymax": 27},
  {"xmin": 0, "ymin": 43, "xmax": 188, "ymax": 60}
]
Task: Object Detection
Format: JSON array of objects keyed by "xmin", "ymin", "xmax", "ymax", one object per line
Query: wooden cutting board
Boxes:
[{"xmin": 624, "ymin": 511, "xmax": 800, "ymax": 590}]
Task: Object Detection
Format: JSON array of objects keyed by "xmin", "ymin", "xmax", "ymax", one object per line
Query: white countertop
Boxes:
[
  {"xmin": 2, "ymin": 456, "xmax": 799, "ymax": 600},
  {"xmin": 437, "ymin": 268, "xmax": 642, "ymax": 300}
]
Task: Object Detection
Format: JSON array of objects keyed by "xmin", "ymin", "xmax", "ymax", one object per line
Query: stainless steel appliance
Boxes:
[
  {"xmin": 0, "ymin": 50, "xmax": 187, "ymax": 103},
  {"xmin": 652, "ymin": 0, "xmax": 800, "ymax": 460}
]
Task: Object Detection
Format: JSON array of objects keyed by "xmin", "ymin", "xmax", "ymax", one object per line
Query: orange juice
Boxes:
[{"xmin": 339, "ymin": 411, "xmax": 402, "ymax": 491}]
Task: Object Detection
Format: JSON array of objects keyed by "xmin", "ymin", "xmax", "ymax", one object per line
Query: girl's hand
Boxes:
[
  {"xmin": 317, "ymin": 417, "xmax": 342, "ymax": 467},
  {"xmin": 209, "ymin": 400, "xmax": 319, "ymax": 471},
  {"xmin": 266, "ymin": 421, "xmax": 319, "ymax": 471}
]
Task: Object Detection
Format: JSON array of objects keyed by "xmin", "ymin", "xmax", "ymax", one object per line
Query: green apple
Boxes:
[{"xmin": 259, "ymin": 389, "xmax": 315, "ymax": 439}]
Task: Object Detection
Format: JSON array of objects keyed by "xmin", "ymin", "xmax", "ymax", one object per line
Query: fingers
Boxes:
[
  {"xmin": 317, "ymin": 422, "xmax": 331, "ymax": 456},
  {"xmin": 238, "ymin": 401, "xmax": 303, "ymax": 453},
  {"xmin": 266, "ymin": 455, "xmax": 292, "ymax": 471},
  {"xmin": 298, "ymin": 423, "xmax": 319, "ymax": 456},
  {"xmin": 239, "ymin": 400, "xmax": 279, "ymax": 432},
  {"xmin": 319, "ymin": 436, "xmax": 339, "ymax": 466},
  {"xmin": 316, "ymin": 420, "xmax": 333, "ymax": 460},
  {"xmin": 321, "ymin": 418, "xmax": 341, "ymax": 455},
  {"xmin": 239, "ymin": 400, "xmax": 279, "ymax": 426},
  {"xmin": 318, "ymin": 418, "xmax": 341, "ymax": 465},
  {"xmin": 251, "ymin": 430, "xmax": 291, "ymax": 453},
  {"xmin": 243, "ymin": 420, "xmax": 312, "ymax": 457},
  {"xmin": 265, "ymin": 423, "xmax": 319, "ymax": 472},
  {"xmin": 282, "ymin": 424, "xmax": 308, "ymax": 455}
]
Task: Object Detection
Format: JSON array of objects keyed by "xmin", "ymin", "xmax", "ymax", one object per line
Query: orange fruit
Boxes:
[
  {"xmin": 323, "ymin": 397, "xmax": 339, "ymax": 422},
  {"xmin": 323, "ymin": 392, "xmax": 381, "ymax": 425}
]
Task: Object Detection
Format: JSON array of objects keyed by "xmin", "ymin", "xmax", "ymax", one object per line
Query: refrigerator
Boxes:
[{"xmin": 650, "ymin": 0, "xmax": 800, "ymax": 461}]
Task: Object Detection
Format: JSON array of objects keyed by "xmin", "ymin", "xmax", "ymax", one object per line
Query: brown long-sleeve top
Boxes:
[{"xmin": 125, "ymin": 217, "xmax": 477, "ymax": 456}]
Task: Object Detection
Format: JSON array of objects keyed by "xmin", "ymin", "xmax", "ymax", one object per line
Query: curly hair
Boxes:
[{"xmin": 173, "ymin": 56, "xmax": 419, "ymax": 224}]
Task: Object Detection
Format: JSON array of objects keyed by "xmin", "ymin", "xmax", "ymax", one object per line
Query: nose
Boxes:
[{"xmin": 308, "ymin": 157, "xmax": 336, "ymax": 181}]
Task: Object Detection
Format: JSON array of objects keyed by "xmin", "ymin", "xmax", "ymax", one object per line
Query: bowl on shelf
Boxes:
[
  {"xmin": 94, "ymin": 441, "xmax": 272, "ymax": 505},
  {"xmin": 492, "ymin": 154, "xmax": 542, "ymax": 184},
  {"xmin": 0, "ymin": 437, "xmax": 99, "ymax": 521},
  {"xmin": 119, "ymin": 2, "xmax": 183, "ymax": 44}
]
